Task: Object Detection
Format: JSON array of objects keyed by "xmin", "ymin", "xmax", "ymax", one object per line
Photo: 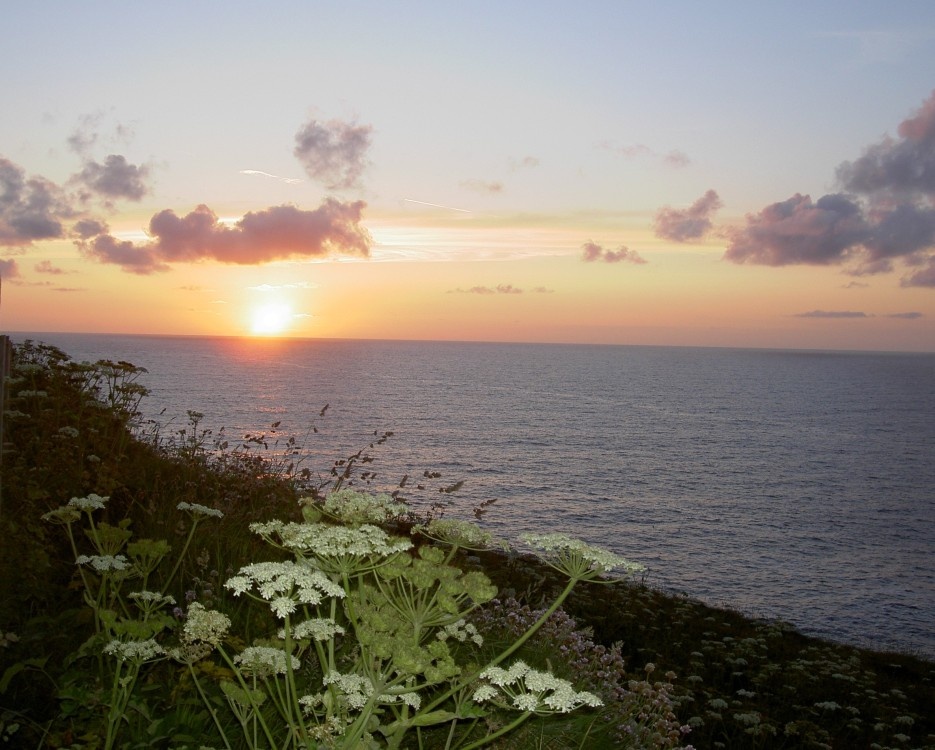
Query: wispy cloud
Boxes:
[
  {"xmin": 794, "ymin": 310, "xmax": 868, "ymax": 318},
  {"xmin": 449, "ymin": 283, "xmax": 529, "ymax": 295},
  {"xmin": 581, "ymin": 240, "xmax": 646, "ymax": 264},
  {"xmin": 460, "ymin": 179, "xmax": 503, "ymax": 194},
  {"xmin": 887, "ymin": 311, "xmax": 923, "ymax": 319},
  {"xmin": 508, "ymin": 156, "xmax": 540, "ymax": 172},
  {"xmin": 35, "ymin": 260, "xmax": 71, "ymax": 275},
  {"xmin": 601, "ymin": 141, "xmax": 692, "ymax": 168},
  {"xmin": 0, "ymin": 258, "xmax": 20, "ymax": 277},
  {"xmin": 240, "ymin": 170, "xmax": 303, "ymax": 185},
  {"xmin": 294, "ymin": 117, "xmax": 372, "ymax": 190}
]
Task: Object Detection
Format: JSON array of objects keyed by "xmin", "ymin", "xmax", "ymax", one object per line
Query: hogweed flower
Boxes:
[
  {"xmin": 281, "ymin": 618, "xmax": 345, "ymax": 642},
  {"xmin": 225, "ymin": 560, "xmax": 345, "ymax": 617},
  {"xmin": 104, "ymin": 638, "xmax": 166, "ymax": 663},
  {"xmin": 182, "ymin": 602, "xmax": 231, "ymax": 647},
  {"xmin": 415, "ymin": 519, "xmax": 500, "ymax": 550},
  {"xmin": 68, "ymin": 493, "xmax": 109, "ymax": 512},
  {"xmin": 177, "ymin": 501, "xmax": 224, "ymax": 519},
  {"xmin": 437, "ymin": 618, "xmax": 483, "ymax": 646},
  {"xmin": 305, "ymin": 489, "xmax": 410, "ymax": 525},
  {"xmin": 520, "ymin": 532, "xmax": 644, "ymax": 580},
  {"xmin": 234, "ymin": 646, "xmax": 300, "ymax": 677},
  {"xmin": 251, "ymin": 521, "xmax": 412, "ymax": 557},
  {"xmin": 473, "ymin": 660, "xmax": 603, "ymax": 714},
  {"xmin": 76, "ymin": 554, "xmax": 130, "ymax": 572}
]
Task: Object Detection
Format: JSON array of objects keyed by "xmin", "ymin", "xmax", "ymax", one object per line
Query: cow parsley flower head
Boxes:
[
  {"xmin": 182, "ymin": 602, "xmax": 231, "ymax": 647},
  {"xmin": 68, "ymin": 493, "xmax": 109, "ymax": 512},
  {"xmin": 104, "ymin": 638, "xmax": 166, "ymax": 663},
  {"xmin": 282, "ymin": 618, "xmax": 345, "ymax": 642},
  {"xmin": 225, "ymin": 560, "xmax": 345, "ymax": 617},
  {"xmin": 76, "ymin": 554, "xmax": 130, "ymax": 572},
  {"xmin": 416, "ymin": 519, "xmax": 499, "ymax": 550},
  {"xmin": 437, "ymin": 618, "xmax": 483, "ymax": 646},
  {"xmin": 520, "ymin": 532, "xmax": 644, "ymax": 580},
  {"xmin": 234, "ymin": 646, "xmax": 300, "ymax": 677},
  {"xmin": 250, "ymin": 521, "xmax": 412, "ymax": 558},
  {"xmin": 308, "ymin": 489, "xmax": 410, "ymax": 525},
  {"xmin": 177, "ymin": 502, "xmax": 224, "ymax": 519},
  {"xmin": 475, "ymin": 660, "xmax": 602, "ymax": 714}
]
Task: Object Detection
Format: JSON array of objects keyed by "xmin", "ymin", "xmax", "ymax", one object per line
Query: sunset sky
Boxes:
[{"xmin": 2, "ymin": 2, "xmax": 935, "ymax": 351}]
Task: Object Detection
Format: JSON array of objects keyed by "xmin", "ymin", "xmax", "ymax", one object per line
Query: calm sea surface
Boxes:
[{"xmin": 14, "ymin": 333, "xmax": 935, "ymax": 659}]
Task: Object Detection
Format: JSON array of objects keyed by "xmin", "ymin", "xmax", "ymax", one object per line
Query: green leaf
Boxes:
[{"xmin": 0, "ymin": 658, "xmax": 48, "ymax": 693}]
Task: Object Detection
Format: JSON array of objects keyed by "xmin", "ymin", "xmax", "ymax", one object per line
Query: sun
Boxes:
[{"xmin": 250, "ymin": 302, "xmax": 292, "ymax": 335}]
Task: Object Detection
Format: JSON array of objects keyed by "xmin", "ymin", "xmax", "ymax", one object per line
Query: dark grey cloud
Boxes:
[
  {"xmin": 655, "ymin": 189, "xmax": 722, "ymax": 242},
  {"xmin": 294, "ymin": 118, "xmax": 372, "ymax": 190},
  {"xmin": 726, "ymin": 90, "xmax": 935, "ymax": 285},
  {"xmin": 581, "ymin": 240, "xmax": 646, "ymax": 264},
  {"xmin": 79, "ymin": 199, "xmax": 372, "ymax": 274},
  {"xmin": 0, "ymin": 157, "xmax": 71, "ymax": 246},
  {"xmin": 75, "ymin": 155, "xmax": 150, "ymax": 201}
]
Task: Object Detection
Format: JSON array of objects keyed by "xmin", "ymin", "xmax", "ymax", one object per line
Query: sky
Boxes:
[{"xmin": 2, "ymin": 2, "xmax": 935, "ymax": 352}]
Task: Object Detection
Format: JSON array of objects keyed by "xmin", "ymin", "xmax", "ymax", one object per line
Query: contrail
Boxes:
[
  {"xmin": 403, "ymin": 198, "xmax": 472, "ymax": 213},
  {"xmin": 240, "ymin": 170, "xmax": 304, "ymax": 185}
]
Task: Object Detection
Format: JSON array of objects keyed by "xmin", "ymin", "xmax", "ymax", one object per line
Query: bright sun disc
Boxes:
[{"xmin": 251, "ymin": 303, "xmax": 292, "ymax": 335}]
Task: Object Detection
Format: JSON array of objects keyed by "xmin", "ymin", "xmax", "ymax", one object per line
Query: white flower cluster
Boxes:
[
  {"xmin": 68, "ymin": 493, "xmax": 109, "ymax": 511},
  {"xmin": 520, "ymin": 533, "xmax": 644, "ymax": 576},
  {"xmin": 225, "ymin": 560, "xmax": 345, "ymax": 618},
  {"xmin": 57, "ymin": 426, "xmax": 80, "ymax": 439},
  {"xmin": 76, "ymin": 554, "xmax": 130, "ymax": 572},
  {"xmin": 417, "ymin": 519, "xmax": 495, "ymax": 549},
  {"xmin": 250, "ymin": 521, "xmax": 412, "ymax": 558},
  {"xmin": 282, "ymin": 618, "xmax": 346, "ymax": 642},
  {"xmin": 436, "ymin": 618, "xmax": 483, "ymax": 646},
  {"xmin": 315, "ymin": 489, "xmax": 410, "ymax": 524},
  {"xmin": 130, "ymin": 590, "xmax": 176, "ymax": 606},
  {"xmin": 104, "ymin": 638, "xmax": 165, "ymax": 663},
  {"xmin": 234, "ymin": 646, "xmax": 300, "ymax": 676},
  {"xmin": 16, "ymin": 390, "xmax": 48, "ymax": 398},
  {"xmin": 182, "ymin": 602, "xmax": 231, "ymax": 647},
  {"xmin": 322, "ymin": 671, "xmax": 420, "ymax": 711},
  {"xmin": 177, "ymin": 501, "xmax": 224, "ymax": 518},
  {"xmin": 473, "ymin": 660, "xmax": 602, "ymax": 714}
]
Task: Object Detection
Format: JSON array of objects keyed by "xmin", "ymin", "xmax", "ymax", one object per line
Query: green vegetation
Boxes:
[{"xmin": 1, "ymin": 341, "xmax": 932, "ymax": 749}]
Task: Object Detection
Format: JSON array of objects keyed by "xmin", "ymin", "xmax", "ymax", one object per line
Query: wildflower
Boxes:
[
  {"xmin": 42, "ymin": 506, "xmax": 81, "ymax": 524},
  {"xmin": 225, "ymin": 560, "xmax": 345, "ymax": 617},
  {"xmin": 104, "ymin": 638, "xmax": 165, "ymax": 663},
  {"xmin": 234, "ymin": 646, "xmax": 300, "ymax": 677},
  {"xmin": 520, "ymin": 532, "xmax": 644, "ymax": 580},
  {"xmin": 182, "ymin": 602, "xmax": 231, "ymax": 647},
  {"xmin": 416, "ymin": 519, "xmax": 497, "ymax": 549},
  {"xmin": 437, "ymin": 618, "xmax": 483, "ymax": 646},
  {"xmin": 309, "ymin": 489, "xmax": 410, "ymax": 525},
  {"xmin": 76, "ymin": 554, "xmax": 130, "ymax": 572},
  {"xmin": 16, "ymin": 389, "xmax": 48, "ymax": 398},
  {"xmin": 283, "ymin": 618, "xmax": 345, "ymax": 642},
  {"xmin": 814, "ymin": 701, "xmax": 841, "ymax": 711},
  {"xmin": 87, "ymin": 454, "xmax": 101, "ymax": 463},
  {"xmin": 177, "ymin": 502, "xmax": 224, "ymax": 519},
  {"xmin": 129, "ymin": 590, "xmax": 176, "ymax": 606},
  {"xmin": 68, "ymin": 493, "xmax": 109, "ymax": 511},
  {"xmin": 0, "ymin": 632, "xmax": 19, "ymax": 648},
  {"xmin": 323, "ymin": 671, "xmax": 374, "ymax": 710},
  {"xmin": 250, "ymin": 521, "xmax": 412, "ymax": 558},
  {"xmin": 57, "ymin": 426, "xmax": 79, "ymax": 439},
  {"xmin": 475, "ymin": 660, "xmax": 602, "ymax": 714}
]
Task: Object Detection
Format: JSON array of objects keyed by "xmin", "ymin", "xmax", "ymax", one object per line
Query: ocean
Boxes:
[{"xmin": 12, "ymin": 333, "xmax": 935, "ymax": 659}]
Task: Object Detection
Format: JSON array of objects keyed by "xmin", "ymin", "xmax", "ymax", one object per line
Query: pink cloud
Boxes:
[
  {"xmin": 654, "ymin": 189, "xmax": 722, "ymax": 242},
  {"xmin": 581, "ymin": 241, "xmax": 646, "ymax": 264}
]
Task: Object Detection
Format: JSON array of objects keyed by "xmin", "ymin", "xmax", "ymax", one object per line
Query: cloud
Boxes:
[
  {"xmin": 78, "ymin": 199, "xmax": 372, "ymax": 274},
  {"xmin": 654, "ymin": 189, "xmax": 722, "ymax": 242},
  {"xmin": 508, "ymin": 156, "xmax": 540, "ymax": 171},
  {"xmin": 0, "ymin": 258, "xmax": 20, "ymax": 277},
  {"xmin": 35, "ymin": 260, "xmax": 69, "ymax": 274},
  {"xmin": 602, "ymin": 141, "xmax": 691, "ymax": 167},
  {"xmin": 461, "ymin": 179, "xmax": 504, "ymax": 194},
  {"xmin": 724, "ymin": 193, "xmax": 868, "ymax": 265},
  {"xmin": 581, "ymin": 240, "xmax": 646, "ymax": 264},
  {"xmin": 75, "ymin": 154, "xmax": 150, "ymax": 202},
  {"xmin": 240, "ymin": 170, "xmax": 304, "ymax": 185},
  {"xmin": 450, "ymin": 284, "xmax": 524, "ymax": 294},
  {"xmin": 0, "ymin": 157, "xmax": 71, "ymax": 246},
  {"xmin": 794, "ymin": 310, "xmax": 868, "ymax": 318},
  {"xmin": 294, "ymin": 118, "xmax": 372, "ymax": 190},
  {"xmin": 727, "ymin": 90, "xmax": 935, "ymax": 282},
  {"xmin": 887, "ymin": 311, "xmax": 923, "ymax": 319}
]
